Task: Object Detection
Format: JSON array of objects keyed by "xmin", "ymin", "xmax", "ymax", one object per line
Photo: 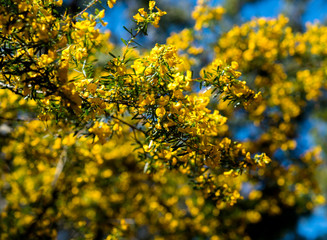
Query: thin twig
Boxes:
[
  {"xmin": 0, "ymin": 116, "xmax": 36, "ymax": 122},
  {"xmin": 52, "ymin": 146, "xmax": 67, "ymax": 187},
  {"xmin": 122, "ymin": 29, "xmax": 142, "ymax": 62},
  {"xmin": 73, "ymin": 0, "xmax": 100, "ymax": 19},
  {"xmin": 132, "ymin": 128, "xmax": 145, "ymax": 149},
  {"xmin": 111, "ymin": 115, "xmax": 146, "ymax": 134},
  {"xmin": 0, "ymin": 82, "xmax": 24, "ymax": 97}
]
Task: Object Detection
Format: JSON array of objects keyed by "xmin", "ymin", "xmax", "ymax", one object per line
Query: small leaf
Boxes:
[
  {"xmin": 123, "ymin": 26, "xmax": 132, "ymax": 34},
  {"xmin": 121, "ymin": 38, "xmax": 127, "ymax": 46},
  {"xmin": 131, "ymin": 39, "xmax": 142, "ymax": 47},
  {"xmin": 108, "ymin": 52, "xmax": 116, "ymax": 58}
]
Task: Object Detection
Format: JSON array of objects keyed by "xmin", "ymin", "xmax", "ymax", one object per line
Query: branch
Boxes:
[
  {"xmin": 73, "ymin": 0, "xmax": 100, "ymax": 19},
  {"xmin": 0, "ymin": 82, "xmax": 24, "ymax": 97},
  {"xmin": 52, "ymin": 146, "xmax": 68, "ymax": 187},
  {"xmin": 111, "ymin": 115, "xmax": 146, "ymax": 134},
  {"xmin": 122, "ymin": 28, "xmax": 142, "ymax": 62},
  {"xmin": 0, "ymin": 116, "xmax": 36, "ymax": 122}
]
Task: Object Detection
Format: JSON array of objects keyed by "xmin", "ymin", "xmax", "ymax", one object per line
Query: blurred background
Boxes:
[
  {"xmin": 62, "ymin": 0, "xmax": 327, "ymax": 43},
  {"xmin": 60, "ymin": 0, "xmax": 327, "ymax": 239}
]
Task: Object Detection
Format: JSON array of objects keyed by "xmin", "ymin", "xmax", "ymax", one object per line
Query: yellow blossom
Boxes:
[
  {"xmin": 149, "ymin": 1, "xmax": 156, "ymax": 11},
  {"xmin": 133, "ymin": 13, "xmax": 144, "ymax": 23},
  {"xmin": 107, "ymin": 0, "xmax": 116, "ymax": 8},
  {"xmin": 156, "ymin": 106, "xmax": 166, "ymax": 118}
]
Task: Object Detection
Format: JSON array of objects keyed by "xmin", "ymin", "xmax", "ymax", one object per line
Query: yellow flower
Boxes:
[
  {"xmin": 133, "ymin": 13, "xmax": 144, "ymax": 23},
  {"xmin": 155, "ymin": 7, "xmax": 167, "ymax": 17},
  {"xmin": 223, "ymin": 169, "xmax": 233, "ymax": 176},
  {"xmin": 138, "ymin": 8, "xmax": 148, "ymax": 18},
  {"xmin": 152, "ymin": 16, "xmax": 160, "ymax": 28},
  {"xmin": 158, "ymin": 95, "xmax": 169, "ymax": 106},
  {"xmin": 149, "ymin": 1, "xmax": 156, "ymax": 11},
  {"xmin": 231, "ymin": 61, "xmax": 239, "ymax": 70},
  {"xmin": 56, "ymin": 0, "xmax": 63, "ymax": 6},
  {"xmin": 156, "ymin": 106, "xmax": 166, "ymax": 118},
  {"xmin": 98, "ymin": 10, "xmax": 105, "ymax": 19},
  {"xmin": 107, "ymin": 0, "xmax": 116, "ymax": 8},
  {"xmin": 173, "ymin": 89, "xmax": 184, "ymax": 99}
]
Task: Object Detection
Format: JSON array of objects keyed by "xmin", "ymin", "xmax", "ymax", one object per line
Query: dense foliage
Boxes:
[{"xmin": 0, "ymin": 0, "xmax": 326, "ymax": 239}]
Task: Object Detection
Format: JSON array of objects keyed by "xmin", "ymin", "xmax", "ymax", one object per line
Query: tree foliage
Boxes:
[{"xmin": 0, "ymin": 0, "xmax": 326, "ymax": 239}]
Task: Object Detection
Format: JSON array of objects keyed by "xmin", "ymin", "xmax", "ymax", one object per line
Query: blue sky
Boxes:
[
  {"xmin": 241, "ymin": 0, "xmax": 327, "ymax": 23},
  {"xmin": 102, "ymin": 0, "xmax": 327, "ymax": 44},
  {"xmin": 297, "ymin": 206, "xmax": 327, "ymax": 240}
]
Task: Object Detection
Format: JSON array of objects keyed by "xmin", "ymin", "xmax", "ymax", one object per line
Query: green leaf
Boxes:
[
  {"xmin": 121, "ymin": 38, "xmax": 127, "ymax": 46},
  {"xmin": 123, "ymin": 26, "xmax": 132, "ymax": 34},
  {"xmin": 131, "ymin": 39, "xmax": 142, "ymax": 47},
  {"xmin": 108, "ymin": 52, "xmax": 116, "ymax": 58}
]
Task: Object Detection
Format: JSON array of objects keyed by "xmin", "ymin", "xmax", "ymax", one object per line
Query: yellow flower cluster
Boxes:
[
  {"xmin": 1, "ymin": 1, "xmax": 326, "ymax": 239},
  {"xmin": 192, "ymin": 0, "xmax": 225, "ymax": 30},
  {"xmin": 213, "ymin": 15, "xmax": 327, "ymax": 123},
  {"xmin": 166, "ymin": 29, "xmax": 204, "ymax": 69},
  {"xmin": 133, "ymin": 1, "xmax": 167, "ymax": 28}
]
